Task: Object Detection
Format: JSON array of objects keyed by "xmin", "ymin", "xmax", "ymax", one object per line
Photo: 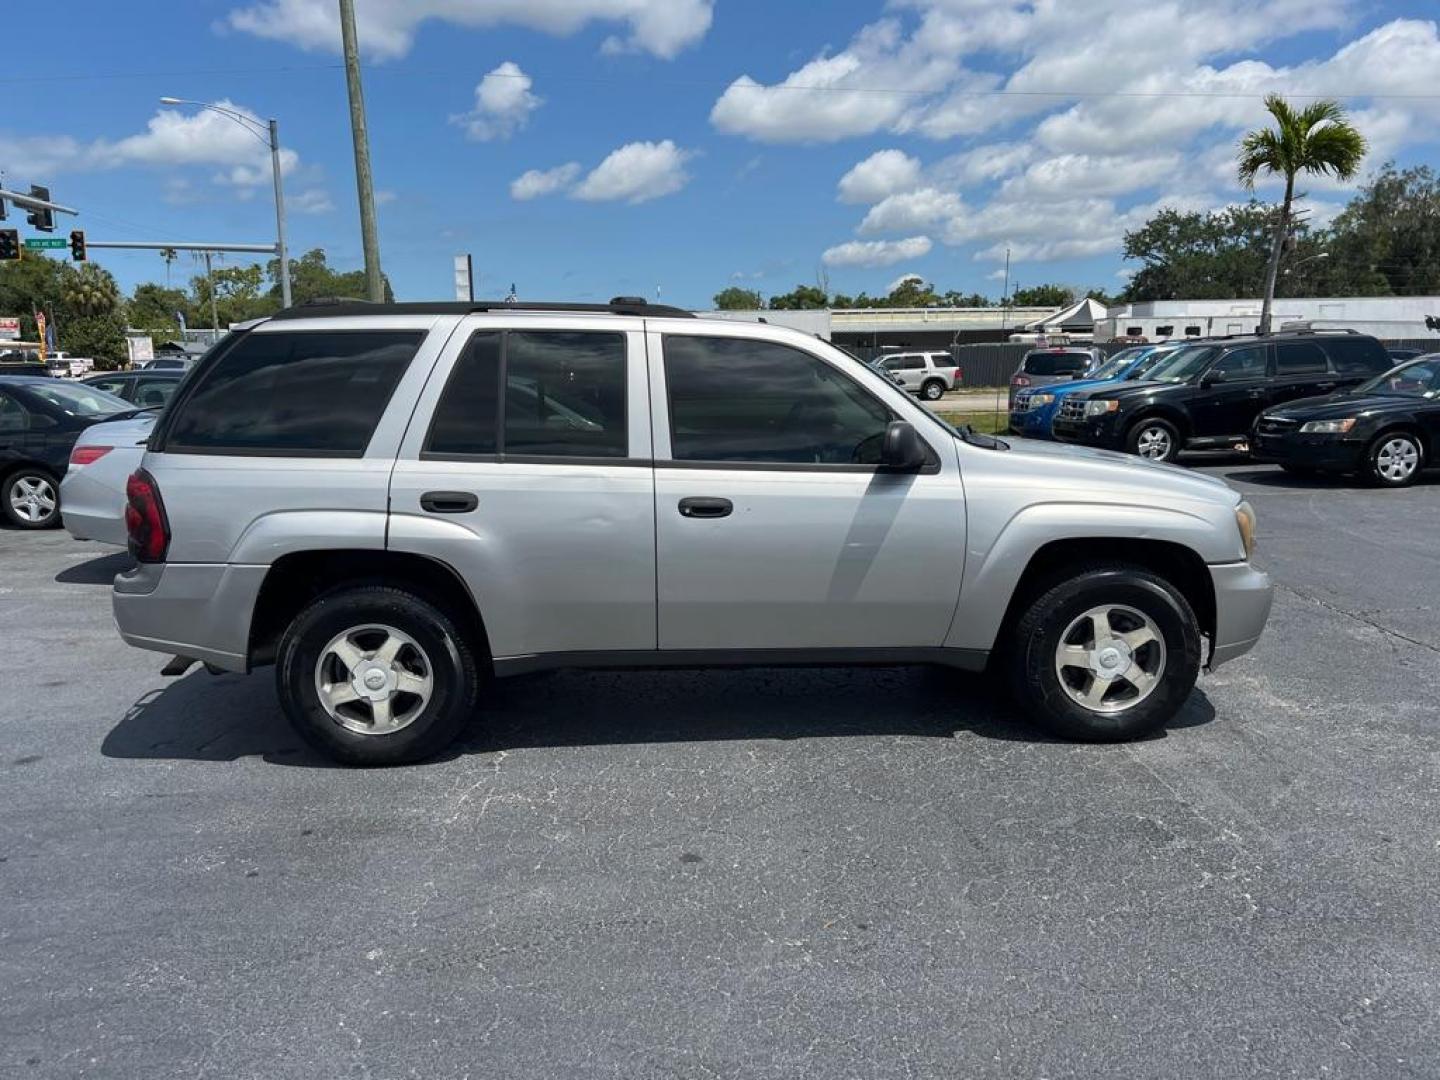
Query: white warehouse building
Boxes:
[{"xmin": 1096, "ymin": 296, "xmax": 1440, "ymax": 342}]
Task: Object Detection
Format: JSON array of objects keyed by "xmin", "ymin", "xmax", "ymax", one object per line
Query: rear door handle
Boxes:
[
  {"xmin": 678, "ymin": 496, "xmax": 733, "ymax": 519},
  {"xmin": 420, "ymin": 491, "xmax": 478, "ymax": 514}
]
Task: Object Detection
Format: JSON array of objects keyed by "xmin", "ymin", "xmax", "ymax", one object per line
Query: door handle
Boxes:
[
  {"xmin": 1247, "ymin": 388, "xmax": 1266, "ymax": 398},
  {"xmin": 678, "ymin": 496, "xmax": 733, "ymax": 519},
  {"xmin": 420, "ymin": 491, "xmax": 478, "ymax": 514}
]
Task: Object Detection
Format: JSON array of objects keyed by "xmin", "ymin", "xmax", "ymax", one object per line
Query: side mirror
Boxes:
[
  {"xmin": 1070, "ymin": 370, "xmax": 1086, "ymax": 380},
  {"xmin": 881, "ymin": 420, "xmax": 926, "ymax": 471},
  {"xmin": 1201, "ymin": 369, "xmax": 1226, "ymax": 388}
]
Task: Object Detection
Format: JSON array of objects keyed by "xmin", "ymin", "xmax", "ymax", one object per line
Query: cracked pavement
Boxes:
[{"xmin": 1, "ymin": 461, "xmax": 1437, "ymax": 1078}]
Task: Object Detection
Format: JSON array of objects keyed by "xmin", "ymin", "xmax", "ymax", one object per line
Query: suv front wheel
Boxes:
[
  {"xmin": 920, "ymin": 379, "xmax": 946, "ymax": 401},
  {"xmin": 1126, "ymin": 417, "xmax": 1181, "ymax": 462},
  {"xmin": 1007, "ymin": 564, "xmax": 1202, "ymax": 741},
  {"xmin": 277, "ymin": 584, "xmax": 482, "ymax": 765}
]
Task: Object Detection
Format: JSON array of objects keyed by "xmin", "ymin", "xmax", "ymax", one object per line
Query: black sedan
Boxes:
[
  {"xmin": 82, "ymin": 369, "xmax": 184, "ymax": 409},
  {"xmin": 1252, "ymin": 354, "xmax": 1440, "ymax": 487},
  {"xmin": 0, "ymin": 376, "xmax": 139, "ymax": 528}
]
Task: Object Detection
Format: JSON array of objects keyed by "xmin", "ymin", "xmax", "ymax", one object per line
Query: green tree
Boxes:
[
  {"xmin": 1317, "ymin": 163, "xmax": 1440, "ymax": 297},
  {"xmin": 191, "ymin": 263, "xmax": 278, "ymax": 326},
  {"xmin": 269, "ymin": 248, "xmax": 394, "ymax": 306},
  {"xmin": 767, "ymin": 284, "xmax": 829, "ymax": 310},
  {"xmin": 712, "ymin": 286, "xmax": 764, "ymax": 310},
  {"xmin": 129, "ymin": 283, "xmax": 195, "ymax": 337},
  {"xmin": 0, "ymin": 254, "xmax": 70, "ymax": 340},
  {"xmin": 62, "ymin": 263, "xmax": 123, "ymax": 317},
  {"xmin": 941, "ymin": 290, "xmax": 992, "ymax": 307},
  {"xmin": 1010, "ymin": 284, "xmax": 1075, "ymax": 307},
  {"xmin": 1238, "ymin": 94, "xmax": 1367, "ymax": 333},
  {"xmin": 885, "ymin": 277, "xmax": 940, "ymax": 307},
  {"xmin": 59, "ymin": 313, "xmax": 128, "ymax": 369}
]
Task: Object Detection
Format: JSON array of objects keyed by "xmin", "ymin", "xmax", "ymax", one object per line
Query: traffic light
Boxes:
[
  {"xmin": 69, "ymin": 229, "xmax": 86, "ymax": 262},
  {"xmin": 25, "ymin": 185, "xmax": 54, "ymax": 232},
  {"xmin": 0, "ymin": 229, "xmax": 20, "ymax": 261}
]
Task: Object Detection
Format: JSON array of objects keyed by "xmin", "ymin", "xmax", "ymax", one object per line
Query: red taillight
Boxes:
[
  {"xmin": 125, "ymin": 468, "xmax": 170, "ymax": 563},
  {"xmin": 1013, "ymin": 375, "xmax": 1031, "ymax": 387},
  {"xmin": 69, "ymin": 445, "xmax": 112, "ymax": 467}
]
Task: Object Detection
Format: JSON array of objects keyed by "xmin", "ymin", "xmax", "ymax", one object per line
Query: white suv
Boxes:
[
  {"xmin": 873, "ymin": 351, "xmax": 960, "ymax": 400},
  {"xmin": 111, "ymin": 298, "xmax": 1271, "ymax": 765}
]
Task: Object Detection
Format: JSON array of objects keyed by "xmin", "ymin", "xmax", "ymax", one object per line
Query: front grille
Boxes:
[
  {"xmin": 1057, "ymin": 399, "xmax": 1087, "ymax": 422},
  {"xmin": 1256, "ymin": 416, "xmax": 1298, "ymax": 435},
  {"xmin": 1012, "ymin": 394, "xmax": 1033, "ymax": 413}
]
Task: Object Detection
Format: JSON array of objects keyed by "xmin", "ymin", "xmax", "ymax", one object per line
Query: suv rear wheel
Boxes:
[
  {"xmin": 1126, "ymin": 417, "xmax": 1180, "ymax": 462},
  {"xmin": 920, "ymin": 379, "xmax": 946, "ymax": 401},
  {"xmin": 276, "ymin": 584, "xmax": 482, "ymax": 765},
  {"xmin": 2, "ymin": 467, "xmax": 60, "ymax": 529},
  {"xmin": 1006, "ymin": 564, "xmax": 1202, "ymax": 741}
]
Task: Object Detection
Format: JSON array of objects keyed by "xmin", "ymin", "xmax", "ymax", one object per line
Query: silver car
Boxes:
[
  {"xmin": 110, "ymin": 299, "xmax": 1272, "ymax": 766},
  {"xmin": 61, "ymin": 413, "xmax": 158, "ymax": 545},
  {"xmin": 1009, "ymin": 346, "xmax": 1106, "ymax": 409}
]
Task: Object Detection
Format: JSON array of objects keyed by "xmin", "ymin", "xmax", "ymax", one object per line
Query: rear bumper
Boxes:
[
  {"xmin": 112, "ymin": 562, "xmax": 269, "ymax": 673},
  {"xmin": 59, "ymin": 470, "xmax": 127, "ymax": 546},
  {"xmin": 1207, "ymin": 561, "xmax": 1274, "ymax": 669}
]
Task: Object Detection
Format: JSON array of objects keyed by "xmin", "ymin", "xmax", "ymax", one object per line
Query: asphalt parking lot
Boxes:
[{"xmin": 2, "ymin": 461, "xmax": 1438, "ymax": 1079}]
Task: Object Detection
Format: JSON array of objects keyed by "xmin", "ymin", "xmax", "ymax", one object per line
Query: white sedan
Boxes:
[{"xmin": 60, "ymin": 413, "xmax": 157, "ymax": 545}]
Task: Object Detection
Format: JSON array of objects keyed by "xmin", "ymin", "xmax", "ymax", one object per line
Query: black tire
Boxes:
[
  {"xmin": 1125, "ymin": 417, "xmax": 1181, "ymax": 463},
  {"xmin": 1364, "ymin": 430, "xmax": 1424, "ymax": 488},
  {"xmin": 1006, "ymin": 563, "xmax": 1202, "ymax": 742},
  {"xmin": 2, "ymin": 466, "xmax": 61, "ymax": 529},
  {"xmin": 276, "ymin": 584, "xmax": 482, "ymax": 766},
  {"xmin": 920, "ymin": 379, "xmax": 946, "ymax": 401}
]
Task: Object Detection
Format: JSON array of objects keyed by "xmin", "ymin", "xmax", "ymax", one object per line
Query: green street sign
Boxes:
[{"xmin": 23, "ymin": 238, "xmax": 67, "ymax": 251}]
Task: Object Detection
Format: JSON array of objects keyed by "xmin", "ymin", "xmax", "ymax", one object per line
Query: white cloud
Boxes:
[
  {"xmin": 289, "ymin": 189, "xmax": 335, "ymax": 214},
  {"xmin": 451, "ymin": 61, "xmax": 541, "ymax": 141},
  {"xmin": 572, "ymin": 140, "xmax": 693, "ymax": 204},
  {"xmin": 374, "ymin": 189, "xmax": 397, "ymax": 205},
  {"xmin": 795, "ymin": 7, "xmax": 1440, "ymax": 271},
  {"xmin": 225, "ymin": 0, "xmax": 713, "ymax": 60},
  {"xmin": 822, "ymin": 236, "xmax": 933, "ymax": 268},
  {"xmin": 859, "ymin": 188, "xmax": 967, "ymax": 235},
  {"xmin": 837, "ymin": 149, "xmax": 922, "ymax": 204},
  {"xmin": 510, "ymin": 162, "xmax": 581, "ymax": 200}
]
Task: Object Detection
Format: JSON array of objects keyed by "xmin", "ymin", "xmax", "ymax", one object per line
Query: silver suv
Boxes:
[
  {"xmin": 112, "ymin": 298, "xmax": 1272, "ymax": 765},
  {"xmin": 874, "ymin": 351, "xmax": 960, "ymax": 400}
]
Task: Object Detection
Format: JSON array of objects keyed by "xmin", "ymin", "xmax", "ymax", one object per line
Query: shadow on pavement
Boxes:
[
  {"xmin": 101, "ymin": 663, "xmax": 1216, "ymax": 767},
  {"xmin": 55, "ymin": 551, "xmax": 135, "ymax": 585}
]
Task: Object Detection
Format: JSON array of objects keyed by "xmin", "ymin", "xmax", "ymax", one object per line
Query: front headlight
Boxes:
[
  {"xmin": 1235, "ymin": 501, "xmax": 1257, "ymax": 560},
  {"xmin": 1085, "ymin": 399, "xmax": 1120, "ymax": 417},
  {"xmin": 1299, "ymin": 418, "xmax": 1356, "ymax": 434},
  {"xmin": 1030, "ymin": 393, "xmax": 1054, "ymax": 406}
]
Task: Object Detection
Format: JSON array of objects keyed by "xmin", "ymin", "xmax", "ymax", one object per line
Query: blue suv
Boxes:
[{"xmin": 1009, "ymin": 344, "xmax": 1180, "ymax": 439}]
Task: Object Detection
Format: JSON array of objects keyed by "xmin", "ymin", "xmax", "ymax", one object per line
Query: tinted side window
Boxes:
[
  {"xmin": 426, "ymin": 332, "xmax": 500, "ymax": 456},
  {"xmin": 1326, "ymin": 336, "xmax": 1390, "ymax": 375},
  {"xmin": 135, "ymin": 379, "xmax": 178, "ymax": 408},
  {"xmin": 504, "ymin": 331, "xmax": 627, "ymax": 458},
  {"xmin": 1275, "ymin": 342, "xmax": 1328, "ymax": 376},
  {"xmin": 1212, "ymin": 346, "xmax": 1268, "ymax": 380},
  {"xmin": 664, "ymin": 336, "xmax": 892, "ymax": 465},
  {"xmin": 166, "ymin": 331, "xmax": 421, "ymax": 455},
  {"xmin": 1024, "ymin": 352, "xmax": 1089, "ymax": 376},
  {"xmin": 0, "ymin": 391, "xmax": 30, "ymax": 433},
  {"xmin": 88, "ymin": 378, "xmax": 129, "ymax": 397}
]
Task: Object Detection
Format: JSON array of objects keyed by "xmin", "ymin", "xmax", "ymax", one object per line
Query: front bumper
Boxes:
[
  {"xmin": 113, "ymin": 562, "xmax": 269, "ymax": 673},
  {"xmin": 1051, "ymin": 412, "xmax": 1124, "ymax": 449},
  {"xmin": 1250, "ymin": 431, "xmax": 1366, "ymax": 471},
  {"xmin": 1207, "ymin": 561, "xmax": 1274, "ymax": 669}
]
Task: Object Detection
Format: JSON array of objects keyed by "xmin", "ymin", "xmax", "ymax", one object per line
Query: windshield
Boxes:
[
  {"xmin": 1144, "ymin": 345, "xmax": 1219, "ymax": 384},
  {"xmin": 1127, "ymin": 349, "xmax": 1174, "ymax": 379},
  {"xmin": 26, "ymin": 382, "xmax": 132, "ymax": 417},
  {"xmin": 1088, "ymin": 347, "xmax": 1150, "ymax": 381},
  {"xmin": 1022, "ymin": 351, "xmax": 1092, "ymax": 376},
  {"xmin": 1357, "ymin": 357, "xmax": 1440, "ymax": 398}
]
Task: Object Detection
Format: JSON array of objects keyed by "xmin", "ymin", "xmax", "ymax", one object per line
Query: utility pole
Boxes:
[
  {"xmin": 338, "ymin": 0, "xmax": 384, "ymax": 302},
  {"xmin": 1000, "ymin": 246, "xmax": 1012, "ymax": 332},
  {"xmin": 202, "ymin": 251, "xmax": 220, "ymax": 333},
  {"xmin": 268, "ymin": 119, "xmax": 291, "ymax": 308}
]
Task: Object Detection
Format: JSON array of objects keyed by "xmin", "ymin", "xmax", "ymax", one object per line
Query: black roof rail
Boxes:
[{"xmin": 270, "ymin": 295, "xmax": 695, "ymax": 321}]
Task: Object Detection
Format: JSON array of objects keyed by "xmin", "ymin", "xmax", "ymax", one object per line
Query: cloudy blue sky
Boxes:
[{"xmin": 3, "ymin": 0, "xmax": 1436, "ymax": 306}]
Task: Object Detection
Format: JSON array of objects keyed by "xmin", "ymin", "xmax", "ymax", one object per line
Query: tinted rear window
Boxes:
[
  {"xmin": 1325, "ymin": 336, "xmax": 1391, "ymax": 375},
  {"xmin": 1022, "ymin": 351, "xmax": 1090, "ymax": 376},
  {"xmin": 165, "ymin": 330, "xmax": 421, "ymax": 455}
]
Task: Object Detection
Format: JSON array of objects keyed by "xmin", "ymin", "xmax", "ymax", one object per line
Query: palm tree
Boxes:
[
  {"xmin": 62, "ymin": 263, "xmax": 122, "ymax": 317},
  {"xmin": 1238, "ymin": 94, "xmax": 1367, "ymax": 334}
]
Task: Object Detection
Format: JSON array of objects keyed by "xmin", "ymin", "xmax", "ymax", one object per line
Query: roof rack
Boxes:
[{"xmin": 269, "ymin": 295, "xmax": 695, "ymax": 321}]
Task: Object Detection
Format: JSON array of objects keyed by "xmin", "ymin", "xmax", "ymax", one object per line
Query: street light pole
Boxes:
[
  {"xmin": 158, "ymin": 98, "xmax": 292, "ymax": 307},
  {"xmin": 338, "ymin": 0, "xmax": 385, "ymax": 302}
]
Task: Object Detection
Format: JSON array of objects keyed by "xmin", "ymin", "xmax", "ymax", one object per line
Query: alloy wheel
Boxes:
[
  {"xmin": 1135, "ymin": 426, "xmax": 1173, "ymax": 460},
  {"xmin": 1375, "ymin": 436, "xmax": 1420, "ymax": 483},
  {"xmin": 8, "ymin": 476, "xmax": 57, "ymax": 524},
  {"xmin": 313, "ymin": 623, "xmax": 434, "ymax": 735},
  {"xmin": 1054, "ymin": 604, "xmax": 1167, "ymax": 714}
]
